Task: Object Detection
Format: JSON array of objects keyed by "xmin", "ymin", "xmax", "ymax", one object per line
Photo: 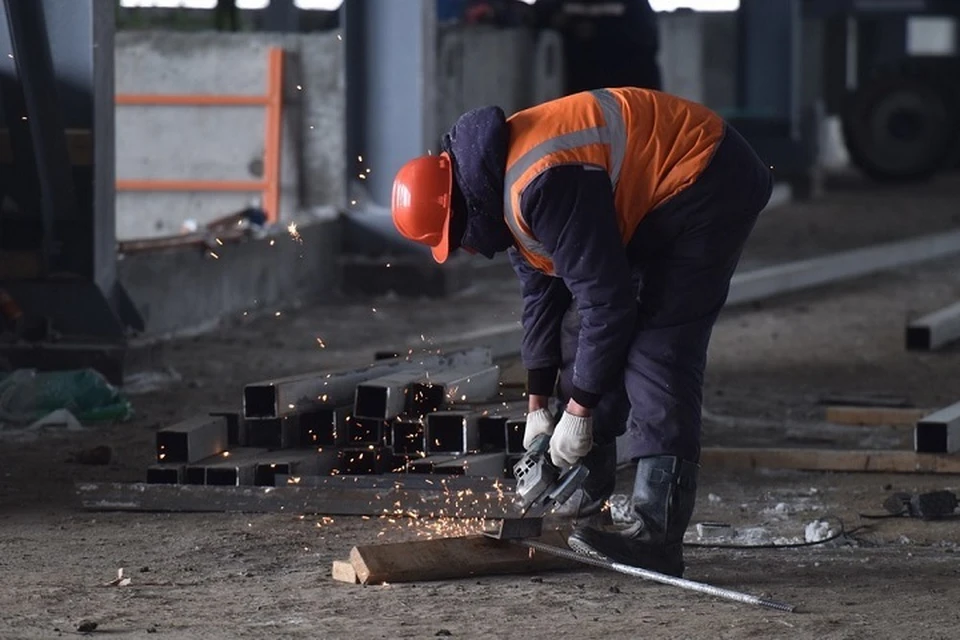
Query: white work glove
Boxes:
[
  {"xmin": 549, "ymin": 411, "xmax": 593, "ymax": 468},
  {"xmin": 522, "ymin": 408, "xmax": 555, "ymax": 450}
]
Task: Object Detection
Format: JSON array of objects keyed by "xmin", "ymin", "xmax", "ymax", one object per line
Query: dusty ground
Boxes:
[{"xmin": 3, "ymin": 173, "xmax": 960, "ymax": 639}]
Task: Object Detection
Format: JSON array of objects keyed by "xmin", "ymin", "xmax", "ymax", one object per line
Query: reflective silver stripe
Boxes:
[
  {"xmin": 591, "ymin": 88, "xmax": 626, "ymax": 187},
  {"xmin": 504, "ymin": 90, "xmax": 626, "ymax": 265},
  {"xmin": 503, "ymin": 191, "xmax": 553, "ymax": 262}
]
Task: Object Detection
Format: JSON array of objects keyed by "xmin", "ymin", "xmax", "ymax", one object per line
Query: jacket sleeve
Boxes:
[
  {"xmin": 522, "ymin": 164, "xmax": 637, "ymax": 408},
  {"xmin": 507, "ymin": 247, "xmax": 572, "ymax": 396}
]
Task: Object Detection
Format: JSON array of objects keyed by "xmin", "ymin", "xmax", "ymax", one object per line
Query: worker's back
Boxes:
[{"xmin": 507, "ymin": 88, "xmax": 724, "ymax": 238}]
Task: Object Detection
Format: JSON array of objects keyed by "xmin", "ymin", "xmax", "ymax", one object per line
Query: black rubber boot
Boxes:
[
  {"xmin": 550, "ymin": 441, "xmax": 617, "ymax": 526},
  {"xmin": 567, "ymin": 455, "xmax": 699, "ymax": 577}
]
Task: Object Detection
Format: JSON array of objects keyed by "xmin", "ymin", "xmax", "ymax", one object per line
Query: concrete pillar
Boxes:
[
  {"xmin": 343, "ymin": 0, "xmax": 437, "ymax": 207},
  {"xmin": 736, "ymin": 0, "xmax": 802, "ymax": 135}
]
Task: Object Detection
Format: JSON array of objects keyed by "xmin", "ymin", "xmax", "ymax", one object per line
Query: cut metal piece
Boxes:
[
  {"xmin": 426, "ymin": 410, "xmax": 480, "ymax": 454},
  {"xmin": 243, "ymin": 347, "xmax": 492, "ymax": 419},
  {"xmin": 146, "ymin": 464, "xmax": 184, "ymax": 485},
  {"xmin": 408, "ymin": 365, "xmax": 501, "ymax": 415},
  {"xmin": 184, "ymin": 448, "xmax": 268, "ymax": 486},
  {"xmin": 274, "ymin": 473, "xmax": 515, "ymax": 492},
  {"xmin": 484, "ymin": 517, "xmax": 544, "ymax": 540},
  {"xmin": 406, "ymin": 454, "xmax": 461, "ymax": 474},
  {"xmin": 246, "ymin": 415, "xmax": 300, "ymax": 449},
  {"xmin": 505, "ymin": 418, "xmax": 525, "ymax": 454},
  {"xmin": 346, "ymin": 417, "xmax": 387, "ymax": 445},
  {"xmin": 210, "ymin": 411, "xmax": 246, "ymax": 446},
  {"xmin": 337, "ymin": 447, "xmax": 390, "ymax": 475},
  {"xmin": 76, "ymin": 482, "xmax": 519, "ymax": 518},
  {"xmin": 906, "ymin": 300, "xmax": 960, "ymax": 351},
  {"xmin": 299, "ymin": 405, "xmax": 351, "ymax": 446},
  {"xmin": 354, "ymin": 371, "xmax": 423, "ymax": 420},
  {"xmin": 156, "ymin": 415, "xmax": 229, "ymax": 463},
  {"xmin": 433, "ymin": 452, "xmax": 507, "ymax": 478},
  {"xmin": 915, "ymin": 401, "xmax": 960, "ymax": 454},
  {"xmin": 477, "ymin": 415, "xmax": 508, "ymax": 452},
  {"xmin": 255, "ymin": 449, "xmax": 339, "ymax": 486},
  {"xmin": 391, "ymin": 417, "xmax": 426, "ymax": 454}
]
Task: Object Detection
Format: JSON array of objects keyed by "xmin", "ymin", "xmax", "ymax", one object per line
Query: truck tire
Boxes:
[{"xmin": 841, "ymin": 60, "xmax": 960, "ymax": 183}]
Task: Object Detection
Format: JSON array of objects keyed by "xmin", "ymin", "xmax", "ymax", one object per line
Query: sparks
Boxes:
[
  {"xmin": 209, "ymin": 251, "xmax": 220, "ymax": 259},
  {"xmin": 215, "ymin": 238, "xmax": 223, "ymax": 246},
  {"xmin": 316, "ymin": 337, "xmax": 326, "ymax": 348},
  {"xmin": 287, "ymin": 221, "xmax": 302, "ymax": 244}
]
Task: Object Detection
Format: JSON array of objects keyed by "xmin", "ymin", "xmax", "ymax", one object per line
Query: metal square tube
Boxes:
[
  {"xmin": 156, "ymin": 415, "xmax": 228, "ymax": 463},
  {"xmin": 408, "ymin": 365, "xmax": 501, "ymax": 416},
  {"xmin": 426, "ymin": 411, "xmax": 480, "ymax": 454},
  {"xmin": 915, "ymin": 401, "xmax": 960, "ymax": 454},
  {"xmin": 243, "ymin": 347, "xmax": 491, "ymax": 419}
]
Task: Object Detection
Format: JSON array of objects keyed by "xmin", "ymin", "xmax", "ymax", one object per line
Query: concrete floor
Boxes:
[{"xmin": 2, "ymin": 173, "xmax": 960, "ymax": 638}]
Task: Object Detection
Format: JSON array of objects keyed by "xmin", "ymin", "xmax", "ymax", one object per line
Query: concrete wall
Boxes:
[
  {"xmin": 434, "ymin": 26, "xmax": 564, "ymax": 147},
  {"xmin": 119, "ymin": 217, "xmax": 340, "ymax": 337},
  {"xmin": 115, "ymin": 31, "xmax": 344, "ymax": 240}
]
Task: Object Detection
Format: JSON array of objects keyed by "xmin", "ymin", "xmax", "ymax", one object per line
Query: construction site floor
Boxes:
[{"xmin": 3, "ymin": 172, "xmax": 960, "ymax": 638}]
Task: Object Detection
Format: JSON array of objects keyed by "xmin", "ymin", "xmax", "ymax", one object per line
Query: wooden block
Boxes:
[
  {"xmin": 331, "ymin": 560, "xmax": 359, "ymax": 584},
  {"xmin": 701, "ymin": 447, "xmax": 960, "ymax": 474},
  {"xmin": 825, "ymin": 406, "xmax": 932, "ymax": 426},
  {"xmin": 349, "ymin": 530, "xmax": 577, "ymax": 585}
]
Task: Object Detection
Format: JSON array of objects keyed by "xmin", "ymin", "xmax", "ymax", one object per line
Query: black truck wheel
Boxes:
[{"xmin": 841, "ymin": 59, "xmax": 960, "ymax": 183}]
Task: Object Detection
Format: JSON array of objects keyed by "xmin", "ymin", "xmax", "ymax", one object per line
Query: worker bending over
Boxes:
[{"xmin": 390, "ymin": 88, "xmax": 772, "ymax": 577}]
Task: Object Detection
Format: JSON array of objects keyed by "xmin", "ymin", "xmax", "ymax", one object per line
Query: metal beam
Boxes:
[
  {"xmin": 433, "ymin": 453, "xmax": 507, "ymax": 478},
  {"xmin": 906, "ymin": 301, "xmax": 960, "ymax": 351},
  {"xmin": 185, "ymin": 448, "xmax": 268, "ymax": 486},
  {"xmin": 243, "ymin": 347, "xmax": 491, "ymax": 419},
  {"xmin": 2, "ymin": 0, "xmax": 78, "ymax": 270},
  {"xmin": 408, "ymin": 366, "xmax": 502, "ymax": 416},
  {"xmin": 726, "ymin": 229, "xmax": 960, "ymax": 306},
  {"xmin": 156, "ymin": 416, "xmax": 229, "ymax": 464},
  {"xmin": 915, "ymin": 402, "xmax": 960, "ymax": 454},
  {"xmin": 76, "ymin": 481, "xmax": 520, "ymax": 518},
  {"xmin": 426, "ymin": 410, "xmax": 481, "ymax": 454},
  {"xmin": 391, "ymin": 417, "xmax": 426, "ymax": 455},
  {"xmin": 477, "ymin": 415, "xmax": 509, "ymax": 452}
]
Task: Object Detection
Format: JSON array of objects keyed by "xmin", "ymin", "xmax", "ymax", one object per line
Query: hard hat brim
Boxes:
[{"xmin": 429, "ymin": 152, "xmax": 454, "ymax": 264}]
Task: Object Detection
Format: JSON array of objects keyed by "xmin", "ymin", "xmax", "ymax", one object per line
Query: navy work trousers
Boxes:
[{"xmin": 556, "ymin": 124, "xmax": 773, "ymax": 464}]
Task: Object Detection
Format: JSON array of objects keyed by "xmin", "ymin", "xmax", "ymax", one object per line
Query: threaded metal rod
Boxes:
[{"xmin": 518, "ymin": 539, "xmax": 797, "ymax": 613}]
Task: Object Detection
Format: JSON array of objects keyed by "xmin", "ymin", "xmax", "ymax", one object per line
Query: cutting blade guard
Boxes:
[{"xmin": 513, "ymin": 433, "xmax": 589, "ymax": 516}]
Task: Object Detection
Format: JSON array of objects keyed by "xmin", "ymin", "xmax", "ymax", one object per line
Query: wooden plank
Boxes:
[
  {"xmin": 825, "ymin": 406, "xmax": 931, "ymax": 426},
  {"xmin": 701, "ymin": 447, "xmax": 960, "ymax": 474},
  {"xmin": 349, "ymin": 530, "xmax": 577, "ymax": 585},
  {"xmin": 331, "ymin": 560, "xmax": 359, "ymax": 584},
  {"xmin": 75, "ymin": 482, "xmax": 520, "ymax": 517}
]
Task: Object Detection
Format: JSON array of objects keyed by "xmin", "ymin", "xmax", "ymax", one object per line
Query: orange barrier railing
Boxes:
[{"xmin": 115, "ymin": 47, "xmax": 284, "ymax": 223}]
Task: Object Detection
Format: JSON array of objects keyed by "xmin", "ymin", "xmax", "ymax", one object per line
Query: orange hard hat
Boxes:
[{"xmin": 391, "ymin": 152, "xmax": 454, "ymax": 263}]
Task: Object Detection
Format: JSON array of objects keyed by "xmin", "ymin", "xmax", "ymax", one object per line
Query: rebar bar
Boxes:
[{"xmin": 519, "ymin": 539, "xmax": 797, "ymax": 613}]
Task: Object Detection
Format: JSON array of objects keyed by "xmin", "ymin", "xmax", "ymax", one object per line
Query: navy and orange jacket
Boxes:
[{"xmin": 441, "ymin": 88, "xmax": 725, "ymax": 407}]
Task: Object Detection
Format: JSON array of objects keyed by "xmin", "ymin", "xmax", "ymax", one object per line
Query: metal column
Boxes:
[
  {"xmin": 732, "ymin": 0, "xmax": 820, "ymax": 198},
  {"xmin": 342, "ymin": 0, "xmax": 438, "ymax": 207},
  {"xmin": 0, "ymin": 0, "xmax": 142, "ymax": 383}
]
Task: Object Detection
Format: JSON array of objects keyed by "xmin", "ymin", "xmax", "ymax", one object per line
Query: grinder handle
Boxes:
[{"xmin": 526, "ymin": 432, "xmax": 551, "ymax": 455}]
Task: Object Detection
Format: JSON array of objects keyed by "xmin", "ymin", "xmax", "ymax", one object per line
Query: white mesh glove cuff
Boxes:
[
  {"xmin": 549, "ymin": 412, "xmax": 593, "ymax": 468},
  {"xmin": 522, "ymin": 408, "xmax": 555, "ymax": 450}
]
